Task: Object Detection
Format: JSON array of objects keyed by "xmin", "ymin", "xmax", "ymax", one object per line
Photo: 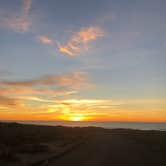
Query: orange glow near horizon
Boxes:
[
  {"xmin": 0, "ymin": 109, "xmax": 166, "ymax": 123},
  {"xmin": 0, "ymin": 115, "xmax": 166, "ymax": 123},
  {"xmin": 0, "ymin": 99, "xmax": 166, "ymax": 122}
]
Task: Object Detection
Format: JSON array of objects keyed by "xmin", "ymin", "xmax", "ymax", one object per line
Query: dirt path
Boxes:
[{"xmin": 47, "ymin": 132, "xmax": 165, "ymax": 166}]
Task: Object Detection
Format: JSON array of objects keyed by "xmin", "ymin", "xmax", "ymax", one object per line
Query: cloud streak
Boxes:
[
  {"xmin": 1, "ymin": 0, "xmax": 32, "ymax": 33},
  {"xmin": 38, "ymin": 36, "xmax": 53, "ymax": 45},
  {"xmin": 23, "ymin": 0, "xmax": 32, "ymax": 16},
  {"xmin": 1, "ymin": 71, "xmax": 89, "ymax": 89},
  {"xmin": 57, "ymin": 26, "xmax": 104, "ymax": 56},
  {"xmin": 48, "ymin": 98, "xmax": 166, "ymax": 121},
  {"xmin": 0, "ymin": 71, "xmax": 92, "ymax": 109},
  {"xmin": 0, "ymin": 96, "xmax": 19, "ymax": 106}
]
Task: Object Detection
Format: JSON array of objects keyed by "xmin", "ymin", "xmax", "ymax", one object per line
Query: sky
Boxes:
[{"xmin": 0, "ymin": 0, "xmax": 166, "ymax": 122}]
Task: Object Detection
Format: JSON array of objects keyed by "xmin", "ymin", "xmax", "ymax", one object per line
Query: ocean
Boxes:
[{"xmin": 2, "ymin": 121, "xmax": 166, "ymax": 131}]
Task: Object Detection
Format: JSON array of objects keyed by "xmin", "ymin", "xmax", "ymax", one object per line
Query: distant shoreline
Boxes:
[{"xmin": 1, "ymin": 120, "xmax": 166, "ymax": 131}]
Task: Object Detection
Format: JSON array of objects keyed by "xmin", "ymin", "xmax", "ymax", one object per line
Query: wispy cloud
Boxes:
[
  {"xmin": 57, "ymin": 26, "xmax": 104, "ymax": 56},
  {"xmin": 5, "ymin": 16, "xmax": 31, "ymax": 33},
  {"xmin": 48, "ymin": 98, "xmax": 166, "ymax": 121},
  {"xmin": 1, "ymin": 71, "xmax": 90, "ymax": 89},
  {"xmin": 48, "ymin": 98, "xmax": 123, "ymax": 121},
  {"xmin": 0, "ymin": 71, "xmax": 92, "ymax": 108},
  {"xmin": 23, "ymin": 0, "xmax": 32, "ymax": 16},
  {"xmin": 0, "ymin": 95, "xmax": 20, "ymax": 107},
  {"xmin": 38, "ymin": 36, "xmax": 53, "ymax": 45},
  {"xmin": 1, "ymin": 0, "xmax": 32, "ymax": 33}
]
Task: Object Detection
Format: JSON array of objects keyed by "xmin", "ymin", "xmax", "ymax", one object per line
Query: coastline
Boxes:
[{"xmin": 1, "ymin": 120, "xmax": 166, "ymax": 131}]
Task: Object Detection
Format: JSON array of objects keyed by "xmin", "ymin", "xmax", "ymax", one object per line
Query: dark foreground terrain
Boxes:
[{"xmin": 0, "ymin": 122, "xmax": 166, "ymax": 166}]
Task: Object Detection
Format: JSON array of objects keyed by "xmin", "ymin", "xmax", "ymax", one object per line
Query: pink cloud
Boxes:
[
  {"xmin": 38, "ymin": 36, "xmax": 53, "ymax": 45},
  {"xmin": 57, "ymin": 26, "xmax": 104, "ymax": 56}
]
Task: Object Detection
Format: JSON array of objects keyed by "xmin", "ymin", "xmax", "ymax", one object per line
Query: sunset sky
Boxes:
[{"xmin": 0, "ymin": 0, "xmax": 166, "ymax": 122}]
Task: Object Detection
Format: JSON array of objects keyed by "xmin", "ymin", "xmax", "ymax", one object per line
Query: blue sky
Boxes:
[{"xmin": 0, "ymin": 0, "xmax": 166, "ymax": 121}]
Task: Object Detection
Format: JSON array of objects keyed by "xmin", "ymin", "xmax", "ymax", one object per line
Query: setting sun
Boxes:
[{"xmin": 70, "ymin": 115, "xmax": 85, "ymax": 121}]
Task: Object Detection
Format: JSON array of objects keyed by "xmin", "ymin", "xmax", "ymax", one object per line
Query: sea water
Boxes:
[{"xmin": 2, "ymin": 121, "xmax": 166, "ymax": 131}]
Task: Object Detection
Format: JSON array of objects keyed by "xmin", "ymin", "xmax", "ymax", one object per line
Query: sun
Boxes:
[
  {"xmin": 70, "ymin": 115, "xmax": 84, "ymax": 121},
  {"xmin": 60, "ymin": 113, "xmax": 87, "ymax": 122}
]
